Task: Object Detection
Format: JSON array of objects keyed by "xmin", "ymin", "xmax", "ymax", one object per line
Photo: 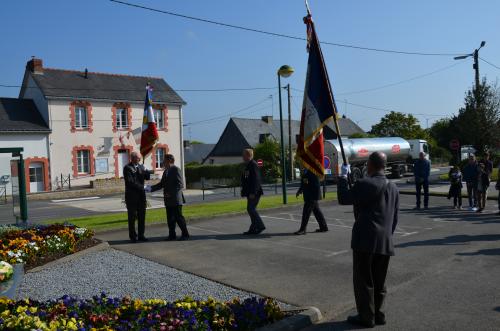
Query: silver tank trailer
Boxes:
[{"xmin": 327, "ymin": 137, "xmax": 411, "ymax": 165}]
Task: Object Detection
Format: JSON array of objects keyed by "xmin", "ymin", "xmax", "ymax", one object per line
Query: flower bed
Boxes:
[
  {"xmin": 0, "ymin": 224, "xmax": 96, "ymax": 270},
  {"xmin": 0, "ymin": 261, "xmax": 13, "ymax": 282},
  {"xmin": 0, "ymin": 293, "xmax": 285, "ymax": 330}
]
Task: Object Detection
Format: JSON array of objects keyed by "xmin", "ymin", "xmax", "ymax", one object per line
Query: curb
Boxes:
[
  {"xmin": 257, "ymin": 307, "xmax": 323, "ymax": 331},
  {"xmin": 27, "ymin": 242, "xmax": 109, "ymax": 273},
  {"xmin": 399, "ymin": 190, "xmax": 499, "ymax": 201}
]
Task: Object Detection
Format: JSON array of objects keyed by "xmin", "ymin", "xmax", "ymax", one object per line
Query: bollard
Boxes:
[{"xmin": 322, "ymin": 180, "xmax": 326, "ymax": 199}]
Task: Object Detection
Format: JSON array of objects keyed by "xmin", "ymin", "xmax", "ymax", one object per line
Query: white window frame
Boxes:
[
  {"xmin": 116, "ymin": 108, "xmax": 128, "ymax": 129},
  {"xmin": 77, "ymin": 150, "xmax": 90, "ymax": 174},
  {"xmin": 75, "ymin": 106, "xmax": 88, "ymax": 128},
  {"xmin": 154, "ymin": 108, "xmax": 164, "ymax": 129},
  {"xmin": 155, "ymin": 148, "xmax": 165, "ymax": 169}
]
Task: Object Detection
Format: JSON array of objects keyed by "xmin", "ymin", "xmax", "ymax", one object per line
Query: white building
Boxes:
[
  {"xmin": 0, "ymin": 98, "xmax": 51, "ymax": 194},
  {"xmin": 15, "ymin": 58, "xmax": 186, "ymax": 190}
]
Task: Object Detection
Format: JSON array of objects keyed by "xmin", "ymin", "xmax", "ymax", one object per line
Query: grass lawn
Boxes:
[
  {"xmin": 45, "ymin": 192, "xmax": 338, "ymax": 232},
  {"xmin": 439, "ymin": 168, "xmax": 499, "ymax": 181}
]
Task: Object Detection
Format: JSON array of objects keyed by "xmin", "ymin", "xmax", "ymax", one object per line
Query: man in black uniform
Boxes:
[
  {"xmin": 123, "ymin": 151, "xmax": 152, "ymax": 243},
  {"xmin": 241, "ymin": 149, "xmax": 265, "ymax": 235},
  {"xmin": 294, "ymin": 167, "xmax": 328, "ymax": 235},
  {"xmin": 151, "ymin": 154, "xmax": 190, "ymax": 241},
  {"xmin": 337, "ymin": 152, "xmax": 399, "ymax": 328}
]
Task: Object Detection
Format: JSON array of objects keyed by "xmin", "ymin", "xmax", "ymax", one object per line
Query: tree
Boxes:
[
  {"xmin": 370, "ymin": 112, "xmax": 428, "ymax": 140},
  {"xmin": 253, "ymin": 138, "xmax": 281, "ymax": 183},
  {"xmin": 348, "ymin": 132, "xmax": 377, "ymax": 139},
  {"xmin": 451, "ymin": 79, "xmax": 500, "ymax": 154}
]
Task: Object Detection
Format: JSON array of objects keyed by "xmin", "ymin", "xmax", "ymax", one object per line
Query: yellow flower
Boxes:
[{"xmin": 16, "ymin": 305, "xmax": 28, "ymax": 313}]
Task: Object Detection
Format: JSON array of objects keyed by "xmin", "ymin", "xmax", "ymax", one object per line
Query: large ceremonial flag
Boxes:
[
  {"xmin": 140, "ymin": 84, "xmax": 159, "ymax": 158},
  {"xmin": 296, "ymin": 9, "xmax": 342, "ymax": 178}
]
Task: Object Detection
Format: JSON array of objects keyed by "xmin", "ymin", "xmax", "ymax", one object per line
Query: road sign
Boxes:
[
  {"xmin": 257, "ymin": 159, "xmax": 263, "ymax": 167},
  {"xmin": 323, "ymin": 155, "xmax": 331, "ymax": 169},
  {"xmin": 449, "ymin": 139, "xmax": 460, "ymax": 151}
]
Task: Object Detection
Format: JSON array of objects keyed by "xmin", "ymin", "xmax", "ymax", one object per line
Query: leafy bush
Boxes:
[{"xmin": 185, "ymin": 164, "xmax": 244, "ymax": 185}]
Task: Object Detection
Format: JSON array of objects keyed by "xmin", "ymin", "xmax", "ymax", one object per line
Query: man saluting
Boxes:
[
  {"xmin": 123, "ymin": 151, "xmax": 153, "ymax": 243},
  {"xmin": 337, "ymin": 152, "xmax": 399, "ymax": 328},
  {"xmin": 241, "ymin": 149, "xmax": 265, "ymax": 235}
]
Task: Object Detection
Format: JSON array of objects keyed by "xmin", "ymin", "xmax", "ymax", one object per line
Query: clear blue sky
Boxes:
[{"xmin": 1, "ymin": 0, "xmax": 499, "ymax": 143}]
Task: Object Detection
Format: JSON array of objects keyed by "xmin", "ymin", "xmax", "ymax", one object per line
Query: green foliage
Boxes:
[
  {"xmin": 370, "ymin": 111, "xmax": 429, "ymax": 140},
  {"xmin": 348, "ymin": 132, "xmax": 377, "ymax": 138},
  {"xmin": 185, "ymin": 161, "xmax": 201, "ymax": 167},
  {"xmin": 190, "ymin": 140, "xmax": 204, "ymax": 145},
  {"xmin": 254, "ymin": 138, "xmax": 281, "ymax": 183},
  {"xmin": 185, "ymin": 163, "xmax": 244, "ymax": 185}
]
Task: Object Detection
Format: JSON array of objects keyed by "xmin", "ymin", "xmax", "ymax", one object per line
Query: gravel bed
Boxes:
[{"xmin": 17, "ymin": 248, "xmax": 287, "ymax": 306}]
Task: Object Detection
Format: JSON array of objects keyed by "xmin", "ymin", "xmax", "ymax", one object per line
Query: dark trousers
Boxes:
[
  {"xmin": 299, "ymin": 200, "xmax": 328, "ymax": 231},
  {"xmin": 497, "ymin": 190, "xmax": 500, "ymax": 211},
  {"xmin": 415, "ymin": 180, "xmax": 429, "ymax": 208},
  {"xmin": 466, "ymin": 181, "xmax": 477, "ymax": 208},
  {"xmin": 453, "ymin": 193, "xmax": 462, "ymax": 207},
  {"xmin": 126, "ymin": 197, "xmax": 146, "ymax": 240},
  {"xmin": 166, "ymin": 205, "xmax": 189, "ymax": 239},
  {"xmin": 353, "ymin": 250, "xmax": 390, "ymax": 323},
  {"xmin": 247, "ymin": 195, "xmax": 265, "ymax": 231}
]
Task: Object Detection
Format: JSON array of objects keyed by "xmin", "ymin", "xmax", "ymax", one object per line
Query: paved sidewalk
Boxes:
[{"xmin": 96, "ymin": 195, "xmax": 500, "ymax": 330}]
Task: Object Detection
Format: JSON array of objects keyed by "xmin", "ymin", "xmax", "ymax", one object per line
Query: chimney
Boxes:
[
  {"xmin": 261, "ymin": 115, "xmax": 273, "ymax": 124},
  {"xmin": 26, "ymin": 57, "xmax": 43, "ymax": 74}
]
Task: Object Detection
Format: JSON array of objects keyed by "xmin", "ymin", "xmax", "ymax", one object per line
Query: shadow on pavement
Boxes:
[
  {"xmin": 400, "ymin": 206, "xmax": 500, "ymax": 225},
  {"xmin": 307, "ymin": 320, "xmax": 365, "ymax": 331},
  {"xmin": 457, "ymin": 248, "xmax": 500, "ymax": 256},
  {"xmin": 494, "ymin": 306, "xmax": 500, "ymax": 313},
  {"xmin": 396, "ymin": 234, "xmax": 500, "ymax": 249}
]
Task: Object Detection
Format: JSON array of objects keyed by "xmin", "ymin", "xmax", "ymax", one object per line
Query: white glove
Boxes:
[
  {"xmin": 340, "ymin": 164, "xmax": 351, "ymax": 178},
  {"xmin": 144, "ymin": 185, "xmax": 152, "ymax": 193}
]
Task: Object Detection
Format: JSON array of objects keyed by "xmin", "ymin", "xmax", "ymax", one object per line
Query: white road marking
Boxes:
[
  {"xmin": 51, "ymin": 196, "xmax": 101, "ymax": 203},
  {"xmin": 108, "ymin": 205, "xmax": 164, "ymax": 212},
  {"xmin": 262, "ymin": 215, "xmax": 352, "ymax": 229},
  {"xmin": 325, "ymin": 250, "xmax": 349, "ymax": 257}
]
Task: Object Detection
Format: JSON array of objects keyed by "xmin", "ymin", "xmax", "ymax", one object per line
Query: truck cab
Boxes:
[{"xmin": 407, "ymin": 139, "xmax": 430, "ymax": 161}]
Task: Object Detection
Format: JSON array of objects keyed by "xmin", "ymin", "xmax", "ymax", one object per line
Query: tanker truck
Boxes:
[{"xmin": 324, "ymin": 137, "xmax": 429, "ymax": 181}]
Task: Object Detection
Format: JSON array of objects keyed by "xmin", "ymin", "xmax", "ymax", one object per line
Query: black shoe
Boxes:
[
  {"xmin": 347, "ymin": 315, "xmax": 375, "ymax": 328},
  {"xmin": 164, "ymin": 237, "xmax": 177, "ymax": 241},
  {"xmin": 294, "ymin": 230, "xmax": 306, "ymax": 235},
  {"xmin": 138, "ymin": 237, "xmax": 149, "ymax": 242},
  {"xmin": 130, "ymin": 238, "xmax": 137, "ymax": 243},
  {"xmin": 243, "ymin": 230, "xmax": 256, "ymax": 235},
  {"xmin": 254, "ymin": 227, "xmax": 266, "ymax": 234},
  {"xmin": 424, "ymin": 206, "xmax": 429, "ymax": 210},
  {"xmin": 315, "ymin": 228, "xmax": 328, "ymax": 233},
  {"xmin": 375, "ymin": 314, "xmax": 386, "ymax": 325},
  {"xmin": 414, "ymin": 206, "xmax": 421, "ymax": 210},
  {"xmin": 178, "ymin": 236, "xmax": 190, "ymax": 241}
]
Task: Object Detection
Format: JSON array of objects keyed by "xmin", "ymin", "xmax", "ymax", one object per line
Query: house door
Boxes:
[
  {"xmin": 118, "ymin": 150, "xmax": 130, "ymax": 177},
  {"xmin": 29, "ymin": 162, "xmax": 44, "ymax": 193}
]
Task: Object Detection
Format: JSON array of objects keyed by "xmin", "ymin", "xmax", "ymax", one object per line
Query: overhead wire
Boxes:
[
  {"xmin": 109, "ymin": 0, "xmax": 465, "ymax": 57},
  {"xmin": 480, "ymin": 57, "xmax": 500, "ymax": 70}
]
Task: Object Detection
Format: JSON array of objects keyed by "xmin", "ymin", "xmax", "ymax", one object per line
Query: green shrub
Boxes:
[{"xmin": 185, "ymin": 163, "xmax": 244, "ymax": 185}]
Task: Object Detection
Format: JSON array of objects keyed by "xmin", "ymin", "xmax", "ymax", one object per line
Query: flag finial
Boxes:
[{"xmin": 305, "ymin": 0, "xmax": 311, "ymax": 15}]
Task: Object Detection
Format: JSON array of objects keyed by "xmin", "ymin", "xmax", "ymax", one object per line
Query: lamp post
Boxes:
[
  {"xmin": 454, "ymin": 41, "xmax": 486, "ymax": 108},
  {"xmin": 277, "ymin": 65, "xmax": 294, "ymax": 204}
]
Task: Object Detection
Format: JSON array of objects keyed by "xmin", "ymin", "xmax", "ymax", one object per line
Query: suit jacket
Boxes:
[
  {"xmin": 151, "ymin": 165, "xmax": 184, "ymax": 207},
  {"xmin": 414, "ymin": 158, "xmax": 431, "ymax": 181},
  {"xmin": 337, "ymin": 172, "xmax": 399, "ymax": 256},
  {"xmin": 241, "ymin": 160, "xmax": 263, "ymax": 197},
  {"xmin": 123, "ymin": 163, "xmax": 151, "ymax": 203},
  {"xmin": 297, "ymin": 169, "xmax": 321, "ymax": 201}
]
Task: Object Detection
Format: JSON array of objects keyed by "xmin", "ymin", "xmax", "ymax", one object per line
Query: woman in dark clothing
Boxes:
[
  {"xmin": 476, "ymin": 163, "xmax": 490, "ymax": 213},
  {"xmin": 448, "ymin": 166, "xmax": 463, "ymax": 209}
]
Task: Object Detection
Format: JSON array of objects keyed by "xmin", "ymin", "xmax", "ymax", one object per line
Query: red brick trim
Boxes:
[
  {"xmin": 112, "ymin": 102, "xmax": 132, "ymax": 133},
  {"xmin": 151, "ymin": 143, "xmax": 169, "ymax": 170},
  {"xmin": 71, "ymin": 145, "xmax": 95, "ymax": 178},
  {"xmin": 153, "ymin": 104, "xmax": 168, "ymax": 132},
  {"xmin": 24, "ymin": 157, "xmax": 50, "ymax": 193},
  {"xmin": 113, "ymin": 145, "xmax": 134, "ymax": 178},
  {"xmin": 69, "ymin": 101, "xmax": 93, "ymax": 133}
]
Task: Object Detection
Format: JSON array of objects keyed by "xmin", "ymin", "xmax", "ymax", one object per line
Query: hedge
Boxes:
[{"xmin": 185, "ymin": 163, "xmax": 245, "ymax": 185}]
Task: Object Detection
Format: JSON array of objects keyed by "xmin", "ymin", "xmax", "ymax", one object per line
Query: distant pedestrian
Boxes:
[
  {"xmin": 150, "ymin": 154, "xmax": 190, "ymax": 241},
  {"xmin": 124, "ymin": 151, "xmax": 153, "ymax": 243},
  {"xmin": 463, "ymin": 155, "xmax": 480, "ymax": 211},
  {"xmin": 338, "ymin": 152, "xmax": 399, "ymax": 328},
  {"xmin": 240, "ymin": 149, "xmax": 265, "ymax": 235},
  {"xmin": 413, "ymin": 152, "xmax": 430, "ymax": 209},
  {"xmin": 480, "ymin": 152, "xmax": 494, "ymax": 177},
  {"xmin": 448, "ymin": 165, "xmax": 463, "ymax": 209},
  {"xmin": 294, "ymin": 167, "xmax": 328, "ymax": 235},
  {"xmin": 476, "ymin": 163, "xmax": 490, "ymax": 213},
  {"xmin": 496, "ymin": 163, "xmax": 500, "ymax": 215}
]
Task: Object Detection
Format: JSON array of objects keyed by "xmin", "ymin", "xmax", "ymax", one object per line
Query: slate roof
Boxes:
[
  {"xmin": 26, "ymin": 68, "xmax": 186, "ymax": 104},
  {"xmin": 184, "ymin": 143, "xmax": 215, "ymax": 164},
  {"xmin": 207, "ymin": 116, "xmax": 364, "ymax": 157},
  {"xmin": 0, "ymin": 98, "xmax": 50, "ymax": 133}
]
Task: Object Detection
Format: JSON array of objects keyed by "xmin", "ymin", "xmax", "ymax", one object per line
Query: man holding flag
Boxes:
[{"xmin": 123, "ymin": 84, "xmax": 158, "ymax": 243}]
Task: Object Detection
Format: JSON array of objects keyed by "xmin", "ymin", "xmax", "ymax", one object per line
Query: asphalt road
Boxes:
[{"xmin": 97, "ymin": 195, "xmax": 500, "ymax": 330}]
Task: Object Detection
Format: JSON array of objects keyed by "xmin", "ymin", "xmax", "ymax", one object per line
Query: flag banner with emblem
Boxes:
[
  {"xmin": 140, "ymin": 85, "xmax": 159, "ymax": 158},
  {"xmin": 296, "ymin": 9, "xmax": 339, "ymax": 178}
]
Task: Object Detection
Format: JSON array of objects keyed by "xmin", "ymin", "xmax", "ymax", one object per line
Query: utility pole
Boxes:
[
  {"xmin": 454, "ymin": 41, "xmax": 486, "ymax": 110},
  {"xmin": 285, "ymin": 84, "xmax": 293, "ymax": 180}
]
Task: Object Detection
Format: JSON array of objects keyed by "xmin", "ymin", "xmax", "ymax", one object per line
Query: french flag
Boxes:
[{"xmin": 140, "ymin": 84, "xmax": 159, "ymax": 158}]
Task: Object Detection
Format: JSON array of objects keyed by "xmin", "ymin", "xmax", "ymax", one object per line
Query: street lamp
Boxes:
[
  {"xmin": 454, "ymin": 41, "xmax": 486, "ymax": 94},
  {"xmin": 277, "ymin": 65, "xmax": 294, "ymax": 204}
]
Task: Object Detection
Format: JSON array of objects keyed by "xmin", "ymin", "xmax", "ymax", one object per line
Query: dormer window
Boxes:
[
  {"xmin": 116, "ymin": 108, "xmax": 129, "ymax": 129},
  {"xmin": 75, "ymin": 106, "xmax": 88, "ymax": 128}
]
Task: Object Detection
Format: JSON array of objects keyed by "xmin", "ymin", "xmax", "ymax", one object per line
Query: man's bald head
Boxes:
[
  {"xmin": 367, "ymin": 151, "xmax": 387, "ymax": 174},
  {"xmin": 131, "ymin": 151, "xmax": 141, "ymax": 164}
]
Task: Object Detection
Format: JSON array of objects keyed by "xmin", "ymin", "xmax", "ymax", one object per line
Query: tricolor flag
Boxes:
[
  {"xmin": 140, "ymin": 84, "xmax": 159, "ymax": 158},
  {"xmin": 296, "ymin": 9, "xmax": 340, "ymax": 179}
]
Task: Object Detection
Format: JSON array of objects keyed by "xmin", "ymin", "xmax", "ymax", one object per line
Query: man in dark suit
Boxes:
[
  {"xmin": 150, "ymin": 154, "xmax": 189, "ymax": 241},
  {"xmin": 413, "ymin": 152, "xmax": 431, "ymax": 209},
  {"xmin": 337, "ymin": 152, "xmax": 399, "ymax": 328},
  {"xmin": 123, "ymin": 151, "xmax": 152, "ymax": 243},
  {"xmin": 241, "ymin": 149, "xmax": 265, "ymax": 235},
  {"xmin": 294, "ymin": 167, "xmax": 328, "ymax": 235}
]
